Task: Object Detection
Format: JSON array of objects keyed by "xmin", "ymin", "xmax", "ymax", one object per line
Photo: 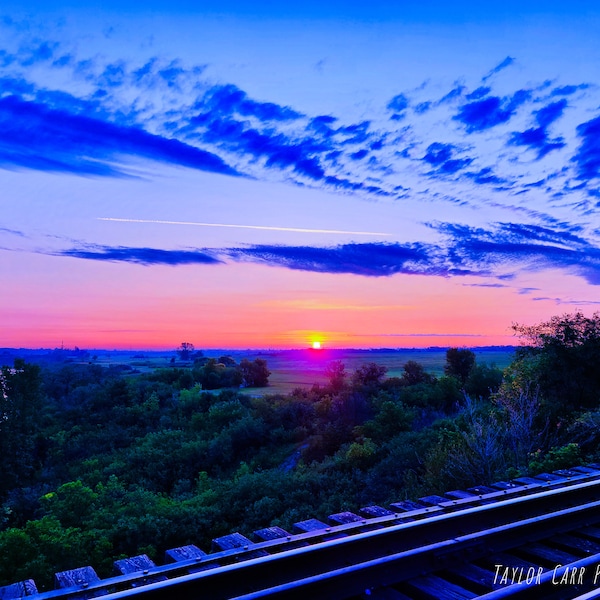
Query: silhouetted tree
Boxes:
[
  {"xmin": 512, "ymin": 311, "xmax": 600, "ymax": 411},
  {"xmin": 352, "ymin": 362, "xmax": 387, "ymax": 389},
  {"xmin": 240, "ymin": 359, "xmax": 270, "ymax": 387},
  {"xmin": 402, "ymin": 360, "xmax": 434, "ymax": 386},
  {"xmin": 324, "ymin": 360, "xmax": 347, "ymax": 394},
  {"xmin": 444, "ymin": 348, "xmax": 476, "ymax": 385},
  {"xmin": 176, "ymin": 342, "xmax": 195, "ymax": 361}
]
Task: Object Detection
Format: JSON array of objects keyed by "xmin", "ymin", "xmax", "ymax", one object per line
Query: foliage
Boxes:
[
  {"xmin": 324, "ymin": 360, "xmax": 348, "ymax": 394},
  {"xmin": 0, "ymin": 327, "xmax": 595, "ymax": 590},
  {"xmin": 239, "ymin": 358, "xmax": 271, "ymax": 388},
  {"xmin": 402, "ymin": 360, "xmax": 434, "ymax": 386},
  {"xmin": 528, "ymin": 443, "xmax": 582, "ymax": 475},
  {"xmin": 512, "ymin": 311, "xmax": 600, "ymax": 411},
  {"xmin": 0, "ymin": 360, "xmax": 44, "ymax": 497},
  {"xmin": 444, "ymin": 348, "xmax": 476, "ymax": 385},
  {"xmin": 176, "ymin": 342, "xmax": 195, "ymax": 361}
]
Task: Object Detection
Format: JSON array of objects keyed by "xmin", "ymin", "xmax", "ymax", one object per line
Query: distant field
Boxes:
[
  {"xmin": 1, "ymin": 347, "xmax": 516, "ymax": 398},
  {"xmin": 240, "ymin": 348, "xmax": 516, "ymax": 396}
]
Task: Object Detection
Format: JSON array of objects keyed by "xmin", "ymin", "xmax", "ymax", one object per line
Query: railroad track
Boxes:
[{"xmin": 3, "ymin": 465, "xmax": 600, "ymax": 600}]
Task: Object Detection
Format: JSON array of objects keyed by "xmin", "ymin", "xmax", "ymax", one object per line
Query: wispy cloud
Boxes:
[
  {"xmin": 369, "ymin": 333, "xmax": 486, "ymax": 337},
  {"xmin": 482, "ymin": 56, "xmax": 515, "ymax": 82},
  {"xmin": 0, "ymin": 226, "xmax": 25, "ymax": 237},
  {"xmin": 573, "ymin": 115, "xmax": 600, "ymax": 181},
  {"xmin": 454, "ymin": 89, "xmax": 531, "ymax": 133},
  {"xmin": 57, "ymin": 245, "xmax": 223, "ymax": 266},
  {"xmin": 225, "ymin": 242, "xmax": 438, "ymax": 277},
  {"xmin": 45, "ymin": 218, "xmax": 600, "ymax": 288},
  {"xmin": 0, "ymin": 26, "xmax": 599, "ymax": 226},
  {"xmin": 532, "ymin": 297, "xmax": 600, "ymax": 306},
  {"xmin": 509, "ymin": 99, "xmax": 567, "ymax": 159},
  {"xmin": 0, "ymin": 94, "xmax": 239, "ymax": 176}
]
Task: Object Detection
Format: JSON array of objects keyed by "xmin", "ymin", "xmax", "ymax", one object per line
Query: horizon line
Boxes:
[{"xmin": 1, "ymin": 344, "xmax": 519, "ymax": 353}]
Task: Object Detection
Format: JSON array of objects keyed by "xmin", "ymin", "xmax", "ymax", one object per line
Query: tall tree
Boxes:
[
  {"xmin": 512, "ymin": 311, "xmax": 600, "ymax": 411},
  {"xmin": 444, "ymin": 348, "xmax": 476, "ymax": 385},
  {"xmin": 176, "ymin": 342, "xmax": 195, "ymax": 361}
]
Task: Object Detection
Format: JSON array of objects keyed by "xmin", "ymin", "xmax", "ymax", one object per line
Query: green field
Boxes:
[
  {"xmin": 2, "ymin": 346, "xmax": 516, "ymax": 397},
  {"xmin": 240, "ymin": 347, "xmax": 516, "ymax": 396}
]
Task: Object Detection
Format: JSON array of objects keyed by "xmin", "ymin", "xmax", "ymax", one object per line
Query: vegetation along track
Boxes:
[{"xmin": 4, "ymin": 465, "xmax": 600, "ymax": 600}]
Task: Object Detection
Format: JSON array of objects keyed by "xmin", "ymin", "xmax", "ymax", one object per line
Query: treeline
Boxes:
[{"xmin": 1, "ymin": 312, "xmax": 599, "ymax": 589}]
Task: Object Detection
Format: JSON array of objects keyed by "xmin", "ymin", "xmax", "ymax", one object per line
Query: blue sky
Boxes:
[{"xmin": 1, "ymin": 1, "xmax": 599, "ymax": 349}]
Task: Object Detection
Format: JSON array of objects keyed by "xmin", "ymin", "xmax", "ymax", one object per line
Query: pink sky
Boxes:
[{"xmin": 1, "ymin": 5, "xmax": 599, "ymax": 350}]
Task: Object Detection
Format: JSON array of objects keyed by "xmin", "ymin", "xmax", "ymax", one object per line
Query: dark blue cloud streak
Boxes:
[
  {"xmin": 58, "ymin": 245, "xmax": 223, "ymax": 266},
  {"xmin": 509, "ymin": 99, "xmax": 567, "ymax": 158},
  {"xmin": 573, "ymin": 115, "xmax": 600, "ymax": 181},
  {"xmin": 0, "ymin": 94, "xmax": 239, "ymax": 176},
  {"xmin": 454, "ymin": 90, "xmax": 531, "ymax": 132},
  {"xmin": 50, "ymin": 219, "xmax": 600, "ymax": 286}
]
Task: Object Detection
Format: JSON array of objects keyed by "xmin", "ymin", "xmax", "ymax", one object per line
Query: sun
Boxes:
[{"xmin": 312, "ymin": 340, "xmax": 322, "ymax": 350}]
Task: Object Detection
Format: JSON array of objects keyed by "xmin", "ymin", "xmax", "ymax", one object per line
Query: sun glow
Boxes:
[{"xmin": 312, "ymin": 340, "xmax": 322, "ymax": 350}]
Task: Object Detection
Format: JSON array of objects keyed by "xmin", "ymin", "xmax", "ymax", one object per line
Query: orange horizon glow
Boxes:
[{"xmin": 1, "ymin": 258, "xmax": 594, "ymax": 352}]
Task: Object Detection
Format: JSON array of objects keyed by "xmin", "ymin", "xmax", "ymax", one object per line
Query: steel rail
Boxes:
[
  {"xmin": 571, "ymin": 588, "xmax": 600, "ymax": 600},
  {"xmin": 26, "ymin": 477, "xmax": 600, "ymax": 600},
  {"xmin": 220, "ymin": 499, "xmax": 600, "ymax": 600}
]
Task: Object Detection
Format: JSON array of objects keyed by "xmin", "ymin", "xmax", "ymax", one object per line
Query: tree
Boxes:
[
  {"xmin": 493, "ymin": 381, "xmax": 547, "ymax": 471},
  {"xmin": 512, "ymin": 311, "xmax": 600, "ymax": 411},
  {"xmin": 513, "ymin": 311, "xmax": 600, "ymax": 349},
  {"xmin": 402, "ymin": 360, "xmax": 433, "ymax": 386},
  {"xmin": 324, "ymin": 361, "xmax": 347, "ymax": 394},
  {"xmin": 465, "ymin": 363, "xmax": 503, "ymax": 399},
  {"xmin": 352, "ymin": 363, "xmax": 387, "ymax": 389},
  {"xmin": 444, "ymin": 348, "xmax": 476, "ymax": 385},
  {"xmin": 176, "ymin": 342, "xmax": 195, "ymax": 361},
  {"xmin": 239, "ymin": 359, "xmax": 271, "ymax": 388}
]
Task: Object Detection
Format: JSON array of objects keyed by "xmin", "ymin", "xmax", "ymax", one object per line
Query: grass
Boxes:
[{"xmin": 3, "ymin": 346, "xmax": 516, "ymax": 398}]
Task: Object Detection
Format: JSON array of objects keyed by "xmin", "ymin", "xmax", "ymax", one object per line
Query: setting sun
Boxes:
[{"xmin": 312, "ymin": 341, "xmax": 322, "ymax": 350}]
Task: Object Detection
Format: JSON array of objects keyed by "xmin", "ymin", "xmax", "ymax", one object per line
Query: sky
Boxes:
[{"xmin": 1, "ymin": 1, "xmax": 600, "ymax": 350}]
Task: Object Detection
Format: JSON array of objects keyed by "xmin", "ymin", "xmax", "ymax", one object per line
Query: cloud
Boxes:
[
  {"xmin": 0, "ymin": 226, "xmax": 25, "ymax": 237},
  {"xmin": 377, "ymin": 333, "xmax": 484, "ymax": 337},
  {"xmin": 463, "ymin": 167, "xmax": 510, "ymax": 187},
  {"xmin": 0, "ymin": 28, "xmax": 597, "ymax": 213},
  {"xmin": 182, "ymin": 107, "xmax": 385, "ymax": 192},
  {"xmin": 225, "ymin": 242, "xmax": 438, "ymax": 277},
  {"xmin": 198, "ymin": 84, "xmax": 304, "ymax": 122},
  {"xmin": 432, "ymin": 221, "xmax": 600, "ymax": 285},
  {"xmin": 550, "ymin": 84, "xmax": 590, "ymax": 97},
  {"xmin": 41, "ymin": 217, "xmax": 600, "ymax": 287},
  {"xmin": 463, "ymin": 283, "xmax": 507, "ymax": 288},
  {"xmin": 57, "ymin": 245, "xmax": 223, "ymax": 266},
  {"xmin": 532, "ymin": 297, "xmax": 600, "ymax": 306},
  {"xmin": 422, "ymin": 142, "xmax": 472, "ymax": 175},
  {"xmin": 387, "ymin": 93, "xmax": 409, "ymax": 120},
  {"xmin": 18, "ymin": 40, "xmax": 58, "ymax": 67},
  {"xmin": 466, "ymin": 87, "xmax": 491, "ymax": 100},
  {"xmin": 573, "ymin": 115, "xmax": 600, "ymax": 181},
  {"xmin": 0, "ymin": 94, "xmax": 239, "ymax": 176},
  {"xmin": 454, "ymin": 90, "xmax": 531, "ymax": 133},
  {"xmin": 508, "ymin": 99, "xmax": 567, "ymax": 158},
  {"xmin": 535, "ymin": 100, "xmax": 567, "ymax": 129},
  {"xmin": 482, "ymin": 56, "xmax": 515, "ymax": 81}
]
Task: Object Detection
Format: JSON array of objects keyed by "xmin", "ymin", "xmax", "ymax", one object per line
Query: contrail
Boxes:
[{"xmin": 98, "ymin": 217, "xmax": 391, "ymax": 236}]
